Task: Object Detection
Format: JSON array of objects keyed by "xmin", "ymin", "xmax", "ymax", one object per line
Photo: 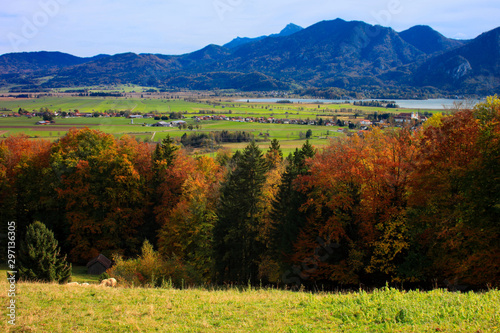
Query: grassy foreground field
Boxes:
[{"xmin": 2, "ymin": 277, "xmax": 498, "ymax": 332}]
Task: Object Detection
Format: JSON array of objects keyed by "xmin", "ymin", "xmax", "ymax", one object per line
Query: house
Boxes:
[
  {"xmin": 151, "ymin": 121, "xmax": 171, "ymax": 127},
  {"xmin": 394, "ymin": 113, "xmax": 412, "ymax": 123},
  {"xmin": 394, "ymin": 112, "xmax": 422, "ymax": 123},
  {"xmin": 359, "ymin": 119, "xmax": 372, "ymax": 126},
  {"xmin": 170, "ymin": 120, "xmax": 187, "ymax": 126},
  {"xmin": 86, "ymin": 254, "xmax": 112, "ymax": 275}
]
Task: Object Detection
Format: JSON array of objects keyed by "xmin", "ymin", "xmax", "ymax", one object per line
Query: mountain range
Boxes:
[{"xmin": 1, "ymin": 18, "xmax": 498, "ymax": 95}]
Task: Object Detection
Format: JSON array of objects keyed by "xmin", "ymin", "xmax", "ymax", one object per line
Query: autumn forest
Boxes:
[{"xmin": 1, "ymin": 96, "xmax": 499, "ymax": 290}]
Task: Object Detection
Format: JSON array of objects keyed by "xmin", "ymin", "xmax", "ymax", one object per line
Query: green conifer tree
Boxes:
[
  {"xmin": 153, "ymin": 135, "xmax": 179, "ymax": 169},
  {"xmin": 270, "ymin": 141, "xmax": 315, "ymax": 268},
  {"xmin": 214, "ymin": 141, "xmax": 268, "ymax": 284},
  {"xmin": 265, "ymin": 138, "xmax": 283, "ymax": 168},
  {"xmin": 17, "ymin": 221, "xmax": 71, "ymax": 283}
]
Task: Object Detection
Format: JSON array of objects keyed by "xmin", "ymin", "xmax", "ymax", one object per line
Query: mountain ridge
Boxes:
[
  {"xmin": 223, "ymin": 23, "xmax": 304, "ymax": 50},
  {"xmin": 1, "ymin": 19, "xmax": 498, "ymax": 95},
  {"xmin": 0, "ymin": 51, "xmax": 109, "ymax": 74}
]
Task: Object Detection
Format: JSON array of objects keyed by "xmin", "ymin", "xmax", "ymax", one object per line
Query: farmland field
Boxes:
[{"xmin": 0, "ymin": 93, "xmax": 439, "ymax": 153}]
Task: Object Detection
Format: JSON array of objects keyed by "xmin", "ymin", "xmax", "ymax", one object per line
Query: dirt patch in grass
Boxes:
[
  {"xmin": 56, "ymin": 123, "xmax": 99, "ymax": 126},
  {"xmin": 34, "ymin": 126, "xmax": 88, "ymax": 131},
  {"xmin": 0, "ymin": 125, "xmax": 91, "ymax": 131},
  {"xmin": 0, "ymin": 97, "xmax": 22, "ymax": 101}
]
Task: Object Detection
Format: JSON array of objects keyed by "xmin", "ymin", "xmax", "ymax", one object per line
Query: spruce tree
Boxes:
[
  {"xmin": 214, "ymin": 141, "xmax": 268, "ymax": 284},
  {"xmin": 146, "ymin": 135, "xmax": 180, "ymax": 246},
  {"xmin": 153, "ymin": 135, "xmax": 179, "ymax": 169},
  {"xmin": 17, "ymin": 221, "xmax": 71, "ymax": 283},
  {"xmin": 265, "ymin": 138, "xmax": 283, "ymax": 168},
  {"xmin": 270, "ymin": 141, "xmax": 316, "ymax": 268}
]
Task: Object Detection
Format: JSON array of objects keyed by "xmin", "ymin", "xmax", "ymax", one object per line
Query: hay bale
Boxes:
[{"xmin": 99, "ymin": 278, "xmax": 117, "ymax": 287}]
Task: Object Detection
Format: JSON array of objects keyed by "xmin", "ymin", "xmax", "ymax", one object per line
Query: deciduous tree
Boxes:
[
  {"xmin": 158, "ymin": 156, "xmax": 223, "ymax": 282},
  {"xmin": 52, "ymin": 128, "xmax": 146, "ymax": 263}
]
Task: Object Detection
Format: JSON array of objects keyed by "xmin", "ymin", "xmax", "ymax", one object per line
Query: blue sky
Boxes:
[{"xmin": 1, "ymin": 0, "xmax": 499, "ymax": 57}]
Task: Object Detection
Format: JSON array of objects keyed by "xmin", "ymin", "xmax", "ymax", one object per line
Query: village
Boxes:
[
  {"xmin": 0, "ymin": 108, "xmax": 429, "ymax": 130},
  {"xmin": 186, "ymin": 111, "xmax": 428, "ymax": 129}
]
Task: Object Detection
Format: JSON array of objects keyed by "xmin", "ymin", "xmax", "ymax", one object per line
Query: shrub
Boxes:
[
  {"xmin": 108, "ymin": 240, "xmax": 197, "ymax": 288},
  {"xmin": 98, "ymin": 272, "xmax": 110, "ymax": 283}
]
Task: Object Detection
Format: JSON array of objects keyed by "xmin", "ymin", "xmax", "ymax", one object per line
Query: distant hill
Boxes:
[
  {"xmin": 47, "ymin": 52, "xmax": 181, "ymax": 87},
  {"xmin": 175, "ymin": 44, "xmax": 231, "ymax": 71},
  {"xmin": 223, "ymin": 23, "xmax": 303, "ymax": 50},
  {"xmin": 222, "ymin": 19, "xmax": 424, "ymax": 86},
  {"xmin": 1, "ymin": 19, "xmax": 498, "ymax": 95},
  {"xmin": 399, "ymin": 25, "xmax": 466, "ymax": 54},
  {"xmin": 278, "ymin": 23, "xmax": 304, "ymax": 36},
  {"xmin": 0, "ymin": 51, "xmax": 108, "ymax": 74},
  {"xmin": 223, "ymin": 36, "xmax": 267, "ymax": 50}
]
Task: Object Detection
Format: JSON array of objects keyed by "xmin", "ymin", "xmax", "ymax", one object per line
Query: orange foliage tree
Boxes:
[
  {"xmin": 51, "ymin": 129, "xmax": 147, "ymax": 263},
  {"xmin": 409, "ymin": 98, "xmax": 500, "ymax": 287},
  {"xmin": 157, "ymin": 156, "xmax": 223, "ymax": 282},
  {"xmin": 290, "ymin": 129, "xmax": 418, "ymax": 286},
  {"xmin": 0, "ymin": 135, "xmax": 55, "ymax": 240}
]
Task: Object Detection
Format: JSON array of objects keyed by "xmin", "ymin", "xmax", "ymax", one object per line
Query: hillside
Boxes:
[
  {"xmin": 399, "ymin": 25, "xmax": 466, "ymax": 54},
  {"xmin": 223, "ymin": 19, "xmax": 424, "ymax": 86},
  {"xmin": 413, "ymin": 26, "xmax": 500, "ymax": 94}
]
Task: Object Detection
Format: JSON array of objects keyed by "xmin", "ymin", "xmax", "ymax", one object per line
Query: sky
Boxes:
[{"xmin": 1, "ymin": 0, "xmax": 499, "ymax": 57}]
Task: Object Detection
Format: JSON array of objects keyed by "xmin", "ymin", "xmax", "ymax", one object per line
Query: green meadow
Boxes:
[
  {"xmin": 1, "ymin": 275, "xmax": 498, "ymax": 332},
  {"xmin": 2, "ymin": 263, "xmax": 498, "ymax": 332},
  {"xmin": 0, "ymin": 94, "xmax": 438, "ymax": 153},
  {"xmin": 0, "ymin": 96, "xmax": 206, "ymax": 114}
]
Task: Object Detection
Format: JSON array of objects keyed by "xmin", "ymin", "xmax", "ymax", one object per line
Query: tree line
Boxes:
[
  {"xmin": 1, "ymin": 96, "xmax": 499, "ymax": 289},
  {"xmin": 180, "ymin": 131, "xmax": 256, "ymax": 149}
]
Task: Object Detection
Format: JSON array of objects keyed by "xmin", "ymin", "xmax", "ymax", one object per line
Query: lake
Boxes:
[{"xmin": 238, "ymin": 98, "xmax": 484, "ymax": 110}]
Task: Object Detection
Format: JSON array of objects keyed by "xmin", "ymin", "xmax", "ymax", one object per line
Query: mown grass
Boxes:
[{"xmin": 1, "ymin": 276, "xmax": 498, "ymax": 332}]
